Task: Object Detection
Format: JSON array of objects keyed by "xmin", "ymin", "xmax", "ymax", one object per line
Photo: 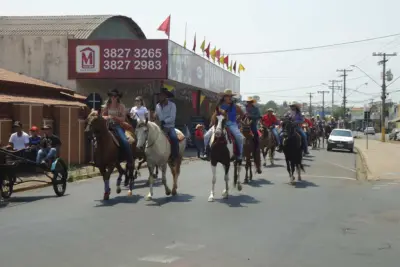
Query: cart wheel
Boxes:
[
  {"xmin": 1, "ymin": 173, "xmax": 15, "ymax": 199},
  {"xmin": 52, "ymin": 160, "xmax": 68, "ymax": 197}
]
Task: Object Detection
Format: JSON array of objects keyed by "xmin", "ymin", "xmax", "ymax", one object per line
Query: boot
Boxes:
[{"xmin": 201, "ymin": 145, "xmax": 210, "ymax": 161}]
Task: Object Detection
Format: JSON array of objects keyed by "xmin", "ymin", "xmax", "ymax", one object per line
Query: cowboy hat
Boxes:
[
  {"xmin": 12, "ymin": 121, "xmax": 22, "ymax": 128},
  {"xmin": 157, "ymin": 87, "xmax": 174, "ymax": 98},
  {"xmin": 135, "ymin": 96, "xmax": 143, "ymax": 101},
  {"xmin": 219, "ymin": 89, "xmax": 237, "ymax": 96},
  {"xmin": 41, "ymin": 125, "xmax": 52, "ymax": 130},
  {"xmin": 195, "ymin": 124, "xmax": 203, "ymax": 129},
  {"xmin": 267, "ymin": 108, "xmax": 274, "ymax": 112},
  {"xmin": 289, "ymin": 101, "xmax": 301, "ymax": 108},
  {"xmin": 246, "ymin": 96, "xmax": 256, "ymax": 103},
  {"xmin": 107, "ymin": 88, "xmax": 123, "ymax": 98}
]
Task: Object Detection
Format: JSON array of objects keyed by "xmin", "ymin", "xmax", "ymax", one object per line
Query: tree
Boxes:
[
  {"xmin": 282, "ymin": 101, "xmax": 288, "ymax": 108},
  {"xmin": 261, "ymin": 100, "xmax": 278, "ymax": 114}
]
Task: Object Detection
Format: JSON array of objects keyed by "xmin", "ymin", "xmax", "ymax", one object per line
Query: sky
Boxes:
[{"xmin": 3, "ymin": 0, "xmax": 400, "ymax": 108}]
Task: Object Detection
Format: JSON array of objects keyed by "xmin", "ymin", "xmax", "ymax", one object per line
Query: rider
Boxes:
[
  {"xmin": 261, "ymin": 108, "xmax": 281, "ymax": 148},
  {"xmin": 201, "ymin": 89, "xmax": 245, "ymax": 161},
  {"xmin": 102, "ymin": 89, "xmax": 133, "ymax": 168},
  {"xmin": 245, "ymin": 96, "xmax": 261, "ymax": 149},
  {"xmin": 36, "ymin": 125, "xmax": 61, "ymax": 165},
  {"xmin": 155, "ymin": 88, "xmax": 179, "ymax": 161},
  {"xmin": 304, "ymin": 114, "xmax": 313, "ymax": 129},
  {"xmin": 130, "ymin": 96, "xmax": 149, "ymax": 121},
  {"xmin": 329, "ymin": 117, "xmax": 337, "ymax": 129}
]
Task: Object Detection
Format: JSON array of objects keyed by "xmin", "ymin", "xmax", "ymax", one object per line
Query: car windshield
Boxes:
[{"xmin": 331, "ymin": 130, "xmax": 352, "ymax": 137}]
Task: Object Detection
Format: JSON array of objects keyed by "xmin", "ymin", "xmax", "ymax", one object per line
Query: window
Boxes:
[{"xmin": 331, "ymin": 130, "xmax": 352, "ymax": 137}]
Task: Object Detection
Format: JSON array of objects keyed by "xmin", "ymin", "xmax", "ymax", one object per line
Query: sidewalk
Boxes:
[
  {"xmin": 13, "ymin": 148, "xmax": 200, "ymax": 192},
  {"xmin": 355, "ymin": 139, "xmax": 400, "ymax": 180}
]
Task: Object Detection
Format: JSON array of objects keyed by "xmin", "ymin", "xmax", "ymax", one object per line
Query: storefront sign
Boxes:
[
  {"xmin": 68, "ymin": 39, "xmax": 168, "ymax": 79},
  {"xmin": 168, "ymin": 41, "xmax": 240, "ymax": 94}
]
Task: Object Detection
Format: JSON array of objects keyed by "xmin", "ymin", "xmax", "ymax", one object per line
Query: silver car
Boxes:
[{"xmin": 364, "ymin": 127, "xmax": 375, "ymax": 135}]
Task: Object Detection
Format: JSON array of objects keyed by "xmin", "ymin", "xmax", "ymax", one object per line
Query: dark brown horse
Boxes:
[
  {"xmin": 310, "ymin": 126, "xmax": 318, "ymax": 149},
  {"xmin": 208, "ymin": 109, "xmax": 242, "ymax": 202},
  {"xmin": 85, "ymin": 110, "xmax": 136, "ymax": 200},
  {"xmin": 241, "ymin": 117, "xmax": 258, "ymax": 183},
  {"xmin": 259, "ymin": 126, "xmax": 276, "ymax": 166}
]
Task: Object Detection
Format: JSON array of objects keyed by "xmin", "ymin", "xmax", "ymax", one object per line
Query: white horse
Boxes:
[{"xmin": 135, "ymin": 119, "xmax": 186, "ymax": 200}]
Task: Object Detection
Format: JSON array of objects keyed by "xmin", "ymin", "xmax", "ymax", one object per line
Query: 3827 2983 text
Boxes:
[{"xmin": 103, "ymin": 60, "xmax": 162, "ymax": 71}]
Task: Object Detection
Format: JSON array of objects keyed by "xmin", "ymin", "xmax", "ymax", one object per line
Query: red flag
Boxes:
[
  {"xmin": 204, "ymin": 43, "xmax": 210, "ymax": 58},
  {"xmin": 233, "ymin": 61, "xmax": 237, "ymax": 73},
  {"xmin": 192, "ymin": 33, "xmax": 196, "ymax": 52},
  {"xmin": 224, "ymin": 55, "xmax": 229, "ymax": 67},
  {"xmin": 157, "ymin": 15, "xmax": 171, "ymax": 38},
  {"xmin": 215, "ymin": 49, "xmax": 221, "ymax": 61}
]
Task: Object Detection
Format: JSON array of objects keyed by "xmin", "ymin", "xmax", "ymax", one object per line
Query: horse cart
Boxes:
[{"xmin": 0, "ymin": 148, "xmax": 68, "ymax": 200}]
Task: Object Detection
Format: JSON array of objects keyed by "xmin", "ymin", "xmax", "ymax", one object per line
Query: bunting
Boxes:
[
  {"xmin": 192, "ymin": 34, "xmax": 197, "ymax": 52},
  {"xmin": 238, "ymin": 63, "xmax": 245, "ymax": 73},
  {"xmin": 219, "ymin": 54, "xmax": 225, "ymax": 66},
  {"xmin": 224, "ymin": 55, "xmax": 229, "ymax": 68},
  {"xmin": 229, "ymin": 60, "xmax": 233, "ymax": 72},
  {"xmin": 200, "ymin": 38, "xmax": 206, "ymax": 51},
  {"xmin": 233, "ymin": 61, "xmax": 237, "ymax": 73},
  {"xmin": 215, "ymin": 49, "xmax": 221, "ymax": 64},
  {"xmin": 183, "ymin": 39, "xmax": 187, "ymax": 48},
  {"xmin": 200, "ymin": 94, "xmax": 205, "ymax": 105},
  {"xmin": 210, "ymin": 46, "xmax": 216, "ymax": 62},
  {"xmin": 157, "ymin": 15, "xmax": 171, "ymax": 38},
  {"xmin": 204, "ymin": 43, "xmax": 211, "ymax": 58}
]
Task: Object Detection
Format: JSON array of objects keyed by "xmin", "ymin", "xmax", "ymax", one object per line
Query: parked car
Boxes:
[
  {"xmin": 327, "ymin": 129, "xmax": 354, "ymax": 152},
  {"xmin": 364, "ymin": 127, "xmax": 375, "ymax": 135},
  {"xmin": 389, "ymin": 128, "xmax": 400, "ymax": 140}
]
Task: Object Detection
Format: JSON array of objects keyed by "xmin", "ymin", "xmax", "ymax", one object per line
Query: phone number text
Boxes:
[
  {"xmin": 103, "ymin": 60, "xmax": 163, "ymax": 71},
  {"xmin": 103, "ymin": 48, "xmax": 163, "ymax": 59}
]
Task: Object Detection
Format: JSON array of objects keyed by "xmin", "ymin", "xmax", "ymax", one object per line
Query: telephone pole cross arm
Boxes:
[
  {"xmin": 373, "ymin": 52, "xmax": 397, "ymax": 142},
  {"xmin": 318, "ymin": 90, "xmax": 330, "ymax": 118},
  {"xmin": 328, "ymin": 80, "xmax": 342, "ymax": 112},
  {"xmin": 306, "ymin": 92, "xmax": 314, "ymax": 115},
  {"xmin": 337, "ymin": 69, "xmax": 353, "ymax": 119}
]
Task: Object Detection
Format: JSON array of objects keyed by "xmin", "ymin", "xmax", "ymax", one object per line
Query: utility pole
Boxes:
[
  {"xmin": 306, "ymin": 92, "xmax": 314, "ymax": 115},
  {"xmin": 337, "ymin": 69, "xmax": 353, "ymax": 120},
  {"xmin": 373, "ymin": 52, "xmax": 397, "ymax": 142},
  {"xmin": 328, "ymin": 80, "xmax": 342, "ymax": 113},
  {"xmin": 318, "ymin": 90, "xmax": 330, "ymax": 118}
]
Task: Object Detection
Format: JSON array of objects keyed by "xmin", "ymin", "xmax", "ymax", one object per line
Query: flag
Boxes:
[
  {"xmin": 157, "ymin": 15, "xmax": 171, "ymax": 38},
  {"xmin": 229, "ymin": 60, "xmax": 233, "ymax": 72},
  {"xmin": 204, "ymin": 43, "xmax": 210, "ymax": 58},
  {"xmin": 183, "ymin": 40, "xmax": 187, "ymax": 48},
  {"xmin": 210, "ymin": 46, "xmax": 216, "ymax": 62},
  {"xmin": 238, "ymin": 63, "xmax": 245, "ymax": 73},
  {"xmin": 224, "ymin": 55, "xmax": 229, "ymax": 68},
  {"xmin": 216, "ymin": 49, "xmax": 221, "ymax": 64},
  {"xmin": 219, "ymin": 55, "xmax": 225, "ymax": 66},
  {"xmin": 200, "ymin": 38, "xmax": 206, "ymax": 51},
  {"xmin": 192, "ymin": 33, "xmax": 197, "ymax": 52},
  {"xmin": 233, "ymin": 61, "xmax": 237, "ymax": 73},
  {"xmin": 200, "ymin": 94, "xmax": 205, "ymax": 105}
]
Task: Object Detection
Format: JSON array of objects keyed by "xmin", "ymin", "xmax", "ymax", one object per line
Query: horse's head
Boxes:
[
  {"xmin": 240, "ymin": 116, "xmax": 252, "ymax": 135},
  {"xmin": 85, "ymin": 109, "xmax": 107, "ymax": 136},
  {"xmin": 213, "ymin": 108, "xmax": 227, "ymax": 138},
  {"xmin": 135, "ymin": 117, "xmax": 149, "ymax": 150}
]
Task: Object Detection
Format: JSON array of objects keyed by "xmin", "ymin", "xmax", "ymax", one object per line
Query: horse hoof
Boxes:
[
  {"xmin": 263, "ymin": 163, "xmax": 267, "ymax": 167},
  {"xmin": 222, "ymin": 190, "xmax": 228, "ymax": 199},
  {"xmin": 171, "ymin": 188, "xmax": 177, "ymax": 196},
  {"xmin": 208, "ymin": 195, "xmax": 214, "ymax": 202},
  {"xmin": 145, "ymin": 194, "xmax": 152, "ymax": 201},
  {"xmin": 127, "ymin": 191, "xmax": 132, "ymax": 196},
  {"xmin": 244, "ymin": 179, "xmax": 249, "ymax": 184},
  {"xmin": 237, "ymin": 183, "xmax": 242, "ymax": 191},
  {"xmin": 165, "ymin": 189, "xmax": 171, "ymax": 196},
  {"xmin": 116, "ymin": 187, "xmax": 121, "ymax": 194}
]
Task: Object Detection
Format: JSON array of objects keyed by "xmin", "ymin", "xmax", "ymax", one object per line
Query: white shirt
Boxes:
[
  {"xmin": 155, "ymin": 101, "xmax": 176, "ymax": 128},
  {"xmin": 9, "ymin": 131, "xmax": 29, "ymax": 150},
  {"xmin": 130, "ymin": 106, "xmax": 149, "ymax": 121}
]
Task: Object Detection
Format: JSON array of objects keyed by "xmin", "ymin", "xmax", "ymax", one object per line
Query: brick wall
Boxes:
[{"xmin": 0, "ymin": 119, "xmax": 12, "ymax": 146}]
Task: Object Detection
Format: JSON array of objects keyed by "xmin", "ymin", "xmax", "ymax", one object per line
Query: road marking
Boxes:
[
  {"xmin": 387, "ymin": 182, "xmax": 399, "ymax": 185},
  {"xmin": 165, "ymin": 242, "xmax": 205, "ymax": 251},
  {"xmin": 323, "ymin": 160, "xmax": 356, "ymax": 172},
  {"xmin": 138, "ymin": 254, "xmax": 181, "ymax": 264}
]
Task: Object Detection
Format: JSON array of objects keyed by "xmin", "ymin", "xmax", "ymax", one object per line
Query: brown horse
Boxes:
[
  {"xmin": 208, "ymin": 109, "xmax": 242, "ymax": 202},
  {"xmin": 310, "ymin": 126, "xmax": 318, "ymax": 149},
  {"xmin": 85, "ymin": 110, "xmax": 136, "ymax": 200},
  {"xmin": 241, "ymin": 117, "xmax": 258, "ymax": 183},
  {"xmin": 259, "ymin": 126, "xmax": 276, "ymax": 166}
]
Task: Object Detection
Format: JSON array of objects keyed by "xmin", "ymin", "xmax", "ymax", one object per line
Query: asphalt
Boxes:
[{"xmin": 1, "ymin": 147, "xmax": 400, "ymax": 267}]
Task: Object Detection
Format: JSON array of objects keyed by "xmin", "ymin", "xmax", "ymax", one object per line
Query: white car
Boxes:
[
  {"xmin": 364, "ymin": 127, "xmax": 375, "ymax": 135},
  {"xmin": 327, "ymin": 129, "xmax": 354, "ymax": 152}
]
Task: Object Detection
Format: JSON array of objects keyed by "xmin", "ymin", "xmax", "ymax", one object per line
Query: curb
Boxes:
[
  {"xmin": 13, "ymin": 157, "xmax": 200, "ymax": 193},
  {"xmin": 354, "ymin": 146, "xmax": 370, "ymax": 181}
]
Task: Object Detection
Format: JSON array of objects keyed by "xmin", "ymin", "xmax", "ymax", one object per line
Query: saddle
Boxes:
[
  {"xmin": 163, "ymin": 128, "xmax": 186, "ymax": 144},
  {"xmin": 109, "ymin": 123, "xmax": 135, "ymax": 148}
]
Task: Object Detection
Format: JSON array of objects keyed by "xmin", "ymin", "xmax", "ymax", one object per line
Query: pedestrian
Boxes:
[{"xmin": 194, "ymin": 124, "xmax": 204, "ymax": 158}]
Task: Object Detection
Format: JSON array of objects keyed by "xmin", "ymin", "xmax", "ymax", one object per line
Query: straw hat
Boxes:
[
  {"xmin": 195, "ymin": 124, "xmax": 203, "ymax": 130},
  {"xmin": 219, "ymin": 89, "xmax": 237, "ymax": 96},
  {"xmin": 289, "ymin": 101, "xmax": 301, "ymax": 108},
  {"xmin": 246, "ymin": 96, "xmax": 256, "ymax": 103},
  {"xmin": 267, "ymin": 108, "xmax": 274, "ymax": 112}
]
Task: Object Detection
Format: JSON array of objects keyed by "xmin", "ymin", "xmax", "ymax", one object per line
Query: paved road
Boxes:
[{"xmin": 1, "ymin": 148, "xmax": 400, "ymax": 267}]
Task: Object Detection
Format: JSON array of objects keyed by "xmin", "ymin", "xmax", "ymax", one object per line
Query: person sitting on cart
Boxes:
[
  {"xmin": 7, "ymin": 121, "xmax": 29, "ymax": 151},
  {"xmin": 29, "ymin": 126, "xmax": 41, "ymax": 149},
  {"xmin": 36, "ymin": 125, "xmax": 62, "ymax": 166}
]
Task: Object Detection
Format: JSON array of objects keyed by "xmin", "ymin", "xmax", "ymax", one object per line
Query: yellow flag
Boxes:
[
  {"xmin": 200, "ymin": 39, "xmax": 206, "ymax": 51},
  {"xmin": 229, "ymin": 60, "xmax": 233, "ymax": 72},
  {"xmin": 219, "ymin": 55, "xmax": 225, "ymax": 66},
  {"xmin": 238, "ymin": 63, "xmax": 245, "ymax": 73},
  {"xmin": 183, "ymin": 40, "xmax": 187, "ymax": 48},
  {"xmin": 210, "ymin": 46, "xmax": 216, "ymax": 62},
  {"xmin": 164, "ymin": 84, "xmax": 175, "ymax": 92},
  {"xmin": 200, "ymin": 94, "xmax": 205, "ymax": 105}
]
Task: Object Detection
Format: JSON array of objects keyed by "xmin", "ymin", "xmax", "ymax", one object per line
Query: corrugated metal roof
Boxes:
[
  {"xmin": 0, "ymin": 15, "xmax": 146, "ymax": 39},
  {"xmin": 0, "ymin": 94, "xmax": 86, "ymax": 107}
]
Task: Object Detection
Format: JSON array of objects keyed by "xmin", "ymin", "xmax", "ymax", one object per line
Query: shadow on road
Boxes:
[
  {"xmin": 146, "ymin": 193, "xmax": 195, "ymax": 207},
  {"xmin": 264, "ymin": 164, "xmax": 285, "ymax": 168},
  {"xmin": 1, "ymin": 194, "xmax": 68, "ymax": 209},
  {"xmin": 217, "ymin": 194, "xmax": 260, "ymax": 208},
  {"xmin": 294, "ymin": 180, "xmax": 319, "ymax": 189},
  {"xmin": 247, "ymin": 178, "xmax": 274, "ymax": 188},
  {"xmin": 94, "ymin": 194, "xmax": 143, "ymax": 207},
  {"xmin": 303, "ymin": 157, "xmax": 314, "ymax": 162}
]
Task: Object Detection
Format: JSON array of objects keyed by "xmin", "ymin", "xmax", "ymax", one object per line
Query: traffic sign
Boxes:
[
  {"xmin": 85, "ymin": 93, "xmax": 103, "ymax": 110},
  {"xmin": 364, "ymin": 111, "xmax": 370, "ymax": 120}
]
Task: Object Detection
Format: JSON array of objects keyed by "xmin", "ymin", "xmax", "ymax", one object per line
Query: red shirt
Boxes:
[
  {"xmin": 261, "ymin": 114, "xmax": 277, "ymax": 127},
  {"xmin": 195, "ymin": 129, "xmax": 204, "ymax": 140},
  {"xmin": 304, "ymin": 118, "xmax": 313, "ymax": 128}
]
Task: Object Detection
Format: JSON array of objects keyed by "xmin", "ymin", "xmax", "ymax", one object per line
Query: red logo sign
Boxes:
[{"xmin": 68, "ymin": 40, "xmax": 168, "ymax": 79}]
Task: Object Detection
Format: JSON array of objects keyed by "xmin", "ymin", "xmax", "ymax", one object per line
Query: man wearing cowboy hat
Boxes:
[
  {"xmin": 155, "ymin": 87, "xmax": 179, "ymax": 160},
  {"xmin": 261, "ymin": 108, "xmax": 281, "ymax": 147},
  {"xmin": 245, "ymin": 96, "xmax": 262, "ymax": 173},
  {"xmin": 286, "ymin": 101, "xmax": 310, "ymax": 155},
  {"xmin": 202, "ymin": 89, "xmax": 245, "ymax": 161}
]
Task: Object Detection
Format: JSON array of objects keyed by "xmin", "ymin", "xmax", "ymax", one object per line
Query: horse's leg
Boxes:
[
  {"xmin": 170, "ymin": 156, "xmax": 182, "ymax": 196},
  {"xmin": 262, "ymin": 147, "xmax": 267, "ymax": 167},
  {"xmin": 269, "ymin": 147, "xmax": 274, "ymax": 165},
  {"xmin": 222, "ymin": 163, "xmax": 230, "ymax": 199},
  {"xmin": 145, "ymin": 164, "xmax": 156, "ymax": 201},
  {"xmin": 115, "ymin": 163, "xmax": 124, "ymax": 194},
  {"xmin": 236, "ymin": 159, "xmax": 242, "ymax": 191},
  {"xmin": 249, "ymin": 158, "xmax": 253, "ymax": 181},
  {"xmin": 127, "ymin": 159, "xmax": 136, "ymax": 196},
  {"xmin": 285, "ymin": 159, "xmax": 293, "ymax": 184},
  {"xmin": 297, "ymin": 164, "xmax": 302, "ymax": 181},
  {"xmin": 244, "ymin": 158, "xmax": 249, "ymax": 184},
  {"xmin": 208, "ymin": 163, "xmax": 217, "ymax": 202},
  {"xmin": 290, "ymin": 162, "xmax": 295, "ymax": 184},
  {"xmin": 103, "ymin": 166, "xmax": 114, "ymax": 200},
  {"xmin": 161, "ymin": 163, "xmax": 171, "ymax": 196}
]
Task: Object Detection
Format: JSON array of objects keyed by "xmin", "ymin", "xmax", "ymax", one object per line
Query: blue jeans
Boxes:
[
  {"xmin": 36, "ymin": 147, "xmax": 57, "ymax": 163},
  {"xmin": 271, "ymin": 127, "xmax": 281, "ymax": 145},
  {"xmin": 226, "ymin": 122, "xmax": 244, "ymax": 159},
  {"xmin": 296, "ymin": 126, "xmax": 308, "ymax": 153},
  {"xmin": 250, "ymin": 123, "xmax": 259, "ymax": 149},
  {"xmin": 166, "ymin": 128, "xmax": 179, "ymax": 159},
  {"xmin": 114, "ymin": 125, "xmax": 133, "ymax": 165}
]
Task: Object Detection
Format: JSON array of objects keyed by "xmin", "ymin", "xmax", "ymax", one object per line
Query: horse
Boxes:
[
  {"xmin": 85, "ymin": 110, "xmax": 136, "ymax": 200},
  {"xmin": 324, "ymin": 124, "xmax": 332, "ymax": 141},
  {"xmin": 281, "ymin": 119, "xmax": 305, "ymax": 184},
  {"xmin": 241, "ymin": 116, "xmax": 257, "ymax": 183},
  {"xmin": 309, "ymin": 126, "xmax": 318, "ymax": 149},
  {"xmin": 259, "ymin": 126, "xmax": 276, "ymax": 166},
  {"xmin": 316, "ymin": 124, "xmax": 324, "ymax": 147},
  {"xmin": 135, "ymin": 118, "xmax": 186, "ymax": 200}
]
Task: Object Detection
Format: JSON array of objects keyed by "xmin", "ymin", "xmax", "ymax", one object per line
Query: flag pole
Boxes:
[{"xmin": 185, "ymin": 22, "xmax": 187, "ymax": 44}]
